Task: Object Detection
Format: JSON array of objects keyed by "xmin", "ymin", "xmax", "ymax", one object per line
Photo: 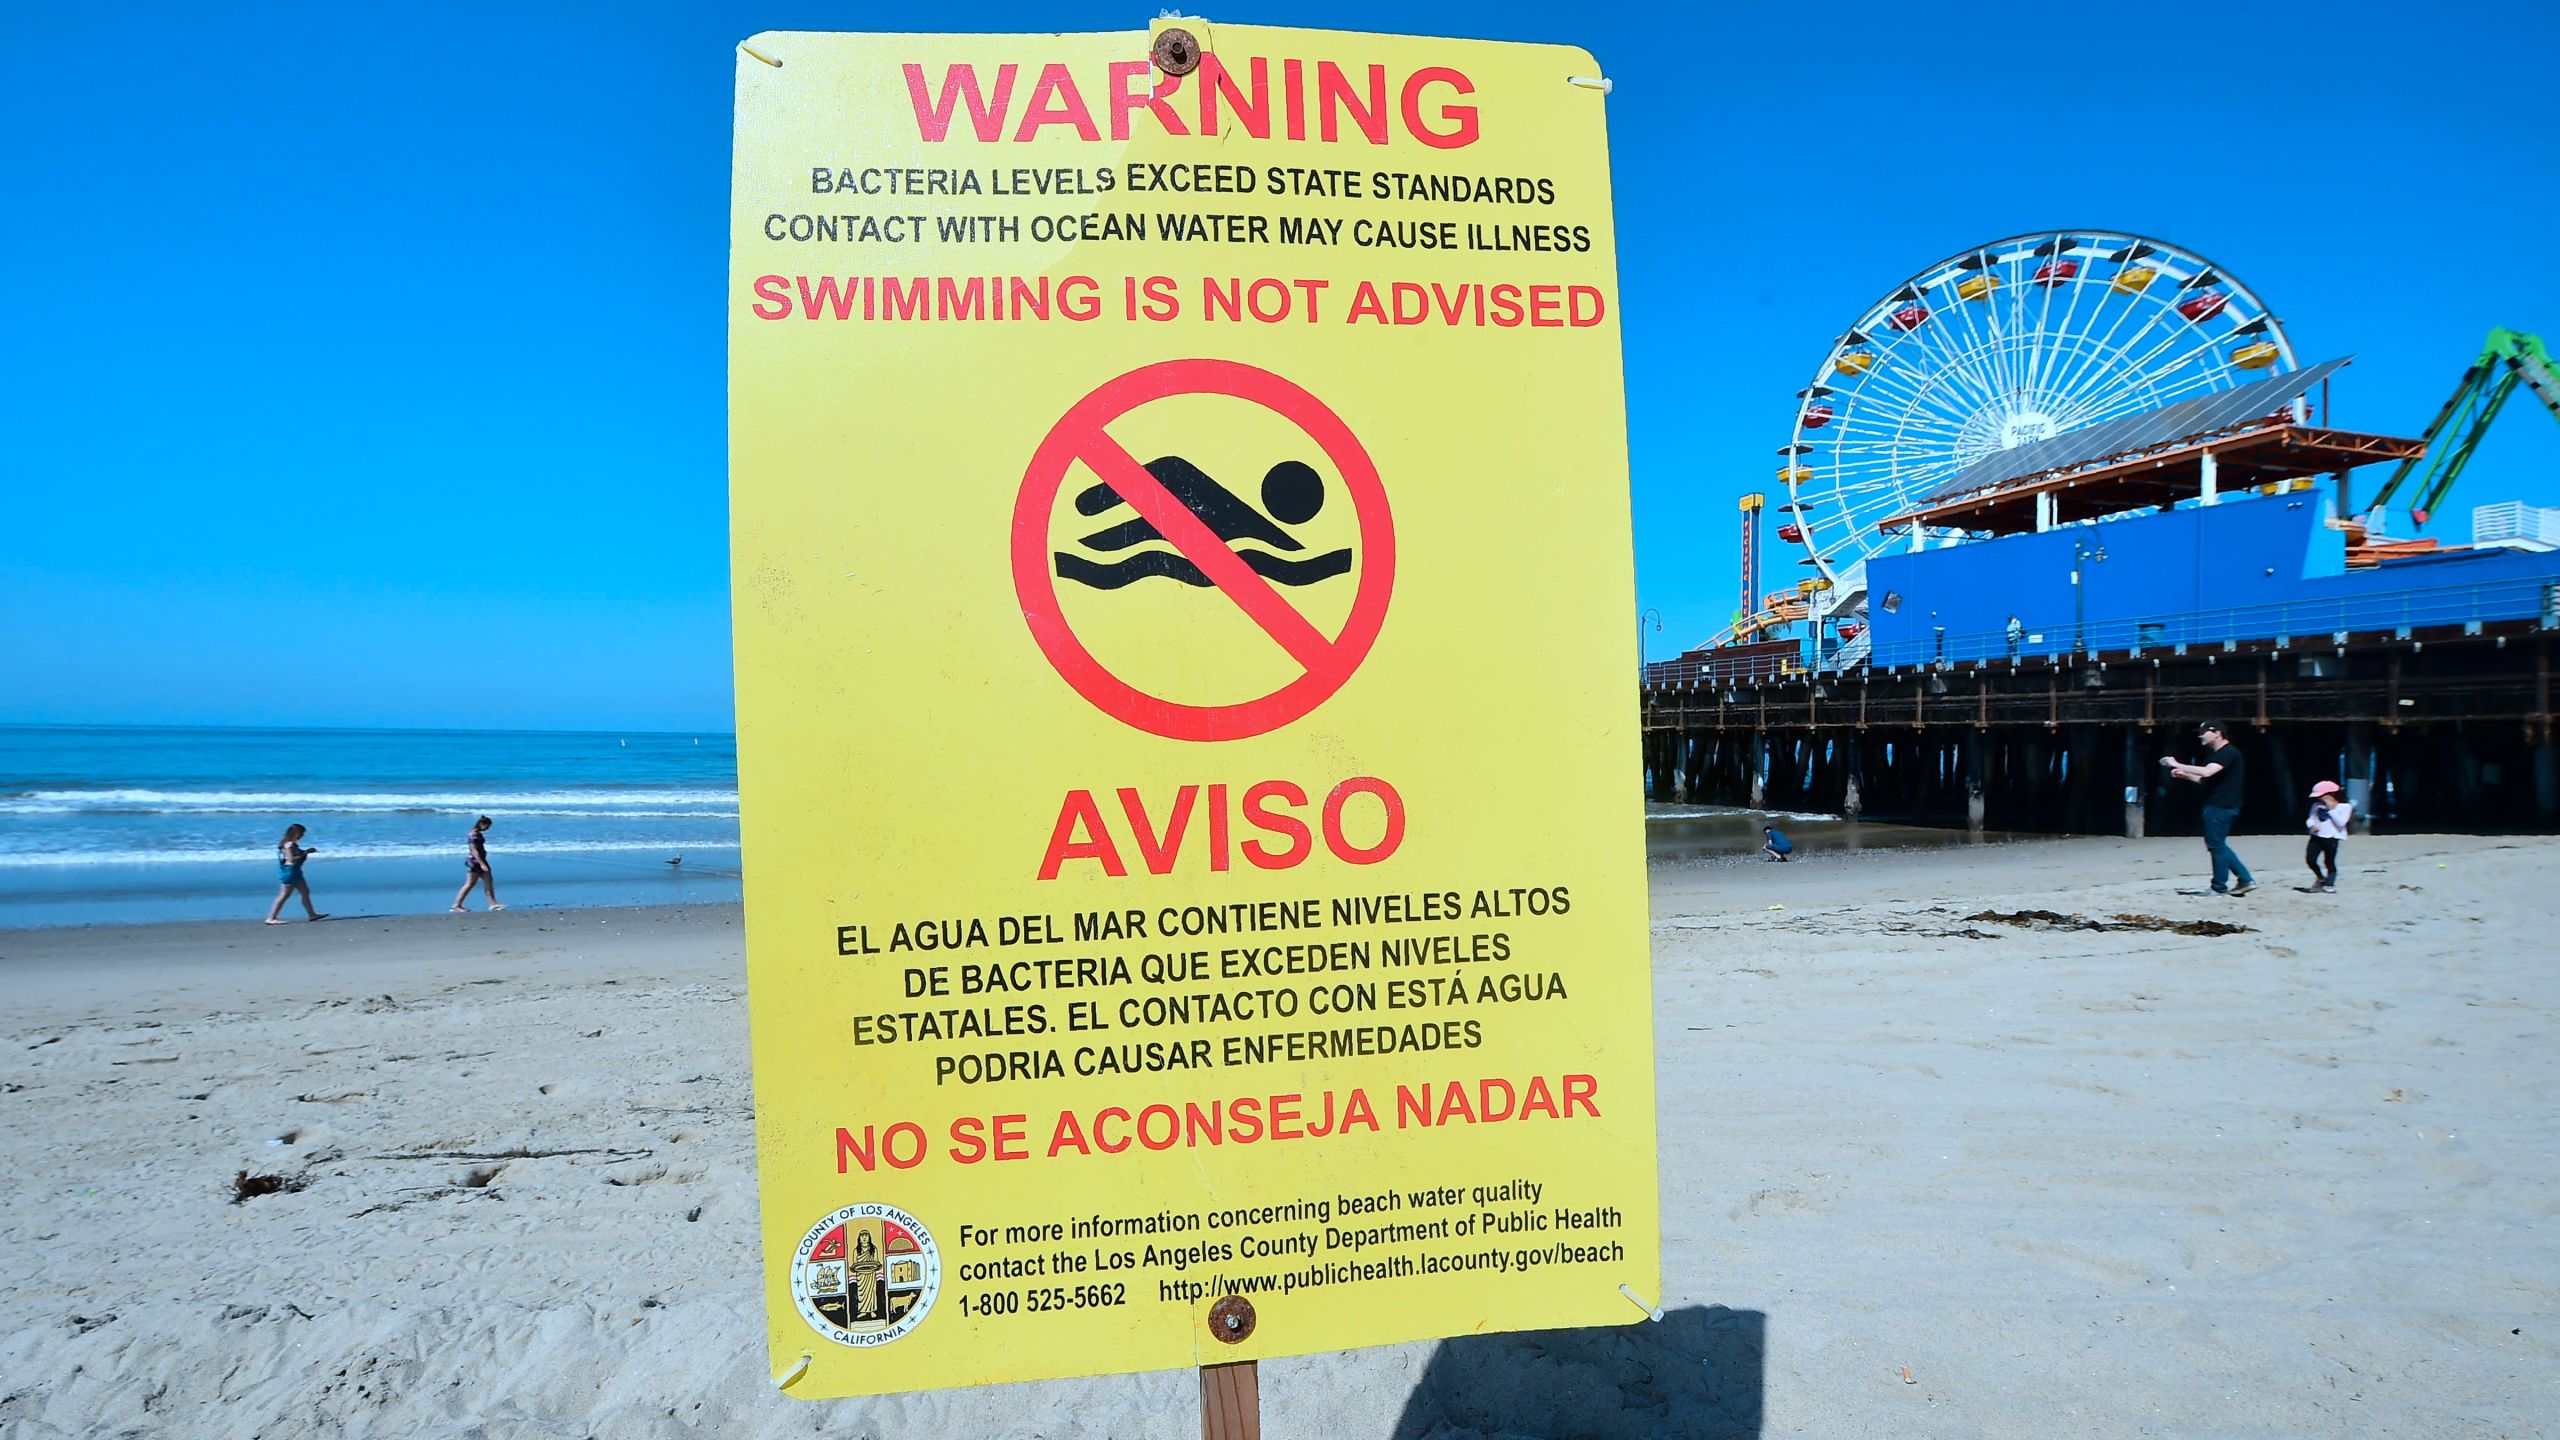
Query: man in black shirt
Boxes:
[{"xmin": 2162, "ymin": 721, "xmax": 2255, "ymax": 895}]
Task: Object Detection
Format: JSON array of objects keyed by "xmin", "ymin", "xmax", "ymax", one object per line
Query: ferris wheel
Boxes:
[{"xmin": 1776, "ymin": 231, "xmax": 2297, "ymax": 596}]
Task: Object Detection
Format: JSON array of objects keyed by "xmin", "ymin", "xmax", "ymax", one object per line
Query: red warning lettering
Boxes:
[
  {"xmin": 1037, "ymin": 777, "xmax": 1406, "ymax": 879},
  {"xmin": 903, "ymin": 58, "xmax": 1478, "ymax": 148}
]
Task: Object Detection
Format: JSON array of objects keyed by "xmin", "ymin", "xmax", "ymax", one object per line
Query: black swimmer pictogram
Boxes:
[
  {"xmin": 1055, "ymin": 457, "xmax": 1354, "ymax": 591},
  {"xmin": 1013, "ymin": 358, "xmax": 1395, "ymax": 740}
]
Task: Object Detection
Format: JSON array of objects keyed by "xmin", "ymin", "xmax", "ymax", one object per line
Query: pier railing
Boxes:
[{"xmin": 1641, "ymin": 648, "xmax": 1805, "ymax": 687}]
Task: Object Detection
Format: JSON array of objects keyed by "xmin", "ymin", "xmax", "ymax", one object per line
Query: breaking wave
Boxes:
[
  {"xmin": 0, "ymin": 788, "xmax": 737, "ymax": 817},
  {"xmin": 0, "ymin": 839, "xmax": 741, "ymax": 869}
]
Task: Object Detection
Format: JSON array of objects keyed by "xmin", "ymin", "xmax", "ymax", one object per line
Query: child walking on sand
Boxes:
[
  {"xmin": 452, "ymin": 815, "xmax": 506, "ymax": 912},
  {"xmin": 2303, "ymin": 781, "xmax": 2352, "ymax": 893},
  {"xmin": 264, "ymin": 824, "xmax": 327, "ymax": 923}
]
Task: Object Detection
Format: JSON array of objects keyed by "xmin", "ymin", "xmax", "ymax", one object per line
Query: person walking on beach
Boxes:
[
  {"xmin": 453, "ymin": 815, "xmax": 506, "ymax": 912},
  {"xmin": 1761, "ymin": 823, "xmax": 1795, "ymax": 863},
  {"xmin": 2162, "ymin": 721, "xmax": 2254, "ymax": 896},
  {"xmin": 264, "ymin": 824, "xmax": 326, "ymax": 923},
  {"xmin": 2303, "ymin": 781, "xmax": 2352, "ymax": 893}
]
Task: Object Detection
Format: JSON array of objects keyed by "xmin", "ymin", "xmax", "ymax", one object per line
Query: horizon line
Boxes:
[{"xmin": 0, "ymin": 721, "xmax": 738, "ymax": 740}]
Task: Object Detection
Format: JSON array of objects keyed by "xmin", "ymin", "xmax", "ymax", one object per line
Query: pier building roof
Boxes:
[{"xmin": 1876, "ymin": 357, "xmax": 2426, "ymax": 537}]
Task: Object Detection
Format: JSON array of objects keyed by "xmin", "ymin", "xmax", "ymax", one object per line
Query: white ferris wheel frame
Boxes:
[{"xmin": 1779, "ymin": 230, "xmax": 2299, "ymax": 596}]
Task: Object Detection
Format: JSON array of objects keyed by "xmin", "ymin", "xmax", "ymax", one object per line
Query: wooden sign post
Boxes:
[{"xmin": 1200, "ymin": 1360, "xmax": 1260, "ymax": 1440}]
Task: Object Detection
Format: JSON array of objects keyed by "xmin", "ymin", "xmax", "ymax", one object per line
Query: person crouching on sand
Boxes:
[
  {"xmin": 2304, "ymin": 781, "xmax": 2352, "ymax": 893},
  {"xmin": 1761, "ymin": 824, "xmax": 1795, "ymax": 863},
  {"xmin": 265, "ymin": 824, "xmax": 326, "ymax": 924},
  {"xmin": 453, "ymin": 815, "xmax": 505, "ymax": 912}
]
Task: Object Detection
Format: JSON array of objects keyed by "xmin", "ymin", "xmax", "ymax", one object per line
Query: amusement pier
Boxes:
[{"xmin": 1643, "ymin": 231, "xmax": 2560, "ymax": 835}]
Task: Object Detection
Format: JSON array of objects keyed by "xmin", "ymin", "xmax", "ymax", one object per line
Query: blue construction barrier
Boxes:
[{"xmin": 1861, "ymin": 492, "xmax": 2560, "ymax": 670}]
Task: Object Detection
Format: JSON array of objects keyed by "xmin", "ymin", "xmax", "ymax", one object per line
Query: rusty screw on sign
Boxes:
[
  {"xmin": 1152, "ymin": 26, "xmax": 1201, "ymax": 76},
  {"xmin": 1208, "ymin": 1294, "xmax": 1256, "ymax": 1343}
]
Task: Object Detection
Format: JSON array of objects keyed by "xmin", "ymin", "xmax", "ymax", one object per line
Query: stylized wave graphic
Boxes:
[{"xmin": 1054, "ymin": 548, "xmax": 1352, "ymax": 591}]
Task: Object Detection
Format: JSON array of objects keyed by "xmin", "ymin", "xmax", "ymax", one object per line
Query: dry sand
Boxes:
[{"xmin": 2, "ymin": 834, "xmax": 2553, "ymax": 1438}]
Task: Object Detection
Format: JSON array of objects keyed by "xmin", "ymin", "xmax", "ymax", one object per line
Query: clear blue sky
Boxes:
[{"xmin": 5, "ymin": 1, "xmax": 2555, "ymax": 730}]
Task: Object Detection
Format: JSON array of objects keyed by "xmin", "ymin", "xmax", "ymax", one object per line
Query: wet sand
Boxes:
[{"xmin": 2, "ymin": 834, "xmax": 2552, "ymax": 1437}]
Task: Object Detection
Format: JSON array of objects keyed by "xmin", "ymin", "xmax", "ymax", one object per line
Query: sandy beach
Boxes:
[{"xmin": 4, "ymin": 833, "xmax": 2553, "ymax": 1438}]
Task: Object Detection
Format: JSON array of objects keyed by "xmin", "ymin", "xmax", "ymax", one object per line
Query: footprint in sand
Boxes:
[
  {"xmin": 1730, "ymin": 1187, "xmax": 1825, "ymax": 1221},
  {"xmin": 603, "ymin": 1164, "xmax": 706, "ymax": 1187},
  {"xmin": 2180, "ymin": 1231, "xmax": 2293, "ymax": 1277}
]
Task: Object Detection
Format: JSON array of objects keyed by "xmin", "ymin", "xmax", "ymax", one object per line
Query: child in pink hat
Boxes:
[{"xmin": 2303, "ymin": 781, "xmax": 2352, "ymax": 893}]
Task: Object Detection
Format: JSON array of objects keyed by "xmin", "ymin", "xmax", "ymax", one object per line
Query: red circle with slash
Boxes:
[{"xmin": 1012, "ymin": 359, "xmax": 1395, "ymax": 742}]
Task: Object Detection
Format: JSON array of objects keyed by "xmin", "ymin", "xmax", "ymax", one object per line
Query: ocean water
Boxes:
[
  {"xmin": 0, "ymin": 726, "xmax": 742, "ymax": 928},
  {"xmin": 0, "ymin": 726, "xmax": 1995, "ymax": 930},
  {"xmin": 1642, "ymin": 801, "xmax": 2002, "ymax": 863}
]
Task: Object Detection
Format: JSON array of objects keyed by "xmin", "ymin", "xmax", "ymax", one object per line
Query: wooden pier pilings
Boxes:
[{"xmin": 1641, "ymin": 624, "xmax": 2560, "ymax": 836}]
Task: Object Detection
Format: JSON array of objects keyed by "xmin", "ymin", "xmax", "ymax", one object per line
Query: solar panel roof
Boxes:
[{"xmin": 1924, "ymin": 356, "xmax": 2352, "ymax": 505}]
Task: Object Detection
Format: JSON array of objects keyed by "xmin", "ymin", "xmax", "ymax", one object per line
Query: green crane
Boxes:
[{"xmin": 2368, "ymin": 328, "xmax": 2560, "ymax": 528}]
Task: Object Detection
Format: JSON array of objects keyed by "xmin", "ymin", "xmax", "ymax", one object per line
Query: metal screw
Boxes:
[
  {"xmin": 1153, "ymin": 27, "xmax": 1200, "ymax": 76},
  {"xmin": 1207, "ymin": 1294, "xmax": 1256, "ymax": 1343}
]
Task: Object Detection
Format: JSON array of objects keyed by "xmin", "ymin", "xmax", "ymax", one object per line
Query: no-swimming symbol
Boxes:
[
  {"xmin": 1055, "ymin": 457, "xmax": 1353, "ymax": 591},
  {"xmin": 1012, "ymin": 358, "xmax": 1397, "ymax": 742}
]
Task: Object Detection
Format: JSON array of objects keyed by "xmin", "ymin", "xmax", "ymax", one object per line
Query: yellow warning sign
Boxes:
[{"xmin": 730, "ymin": 19, "xmax": 1654, "ymax": 1398}]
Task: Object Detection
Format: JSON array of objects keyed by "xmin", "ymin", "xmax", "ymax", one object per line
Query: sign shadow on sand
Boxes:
[{"xmin": 1389, "ymin": 1304, "xmax": 1765, "ymax": 1439}]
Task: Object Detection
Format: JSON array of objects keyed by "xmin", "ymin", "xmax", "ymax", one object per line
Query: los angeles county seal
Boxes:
[{"xmin": 790, "ymin": 1203, "xmax": 941, "ymax": 1346}]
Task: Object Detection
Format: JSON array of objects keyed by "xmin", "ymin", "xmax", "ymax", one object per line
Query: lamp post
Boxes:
[
  {"xmin": 2072, "ymin": 536, "xmax": 2109, "ymax": 656},
  {"xmin": 1638, "ymin": 607, "xmax": 1662, "ymax": 683}
]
